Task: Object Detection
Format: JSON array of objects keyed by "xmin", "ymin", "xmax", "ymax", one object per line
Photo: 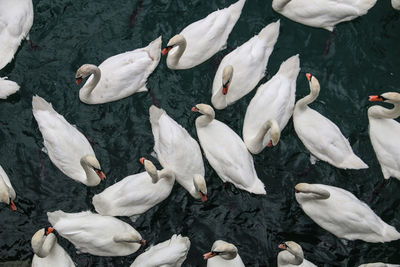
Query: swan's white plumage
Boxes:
[
  {"xmin": 92, "ymin": 170, "xmax": 174, "ymax": 217},
  {"xmin": 79, "ymin": 36, "xmax": 161, "ymax": 104},
  {"xmin": 130, "ymin": 234, "xmax": 190, "ymax": 267},
  {"xmin": 0, "ymin": 0, "xmax": 33, "ymax": 70},
  {"xmin": 47, "ymin": 210, "xmax": 143, "ymax": 256},
  {"xmin": 393, "ymin": 0, "xmax": 400, "ymax": 10},
  {"xmin": 243, "ymin": 54, "xmax": 299, "ymax": 154},
  {"xmin": 272, "ymin": 0, "xmax": 377, "ymax": 31},
  {"xmin": 0, "ymin": 77, "xmax": 19, "ymax": 99},
  {"xmin": 150, "ymin": 105, "xmax": 205, "ymax": 199},
  {"xmin": 32, "ymin": 95, "xmax": 101, "ymax": 186},
  {"xmin": 359, "ymin": 263, "xmax": 400, "ymax": 267},
  {"xmin": 0, "ymin": 164, "xmax": 16, "ymax": 207},
  {"xmin": 165, "ymin": 0, "xmax": 245, "ymax": 69},
  {"xmin": 211, "ymin": 20, "xmax": 280, "ymax": 110},
  {"xmin": 295, "ymin": 184, "xmax": 400, "ymax": 242},
  {"xmin": 207, "ymin": 254, "xmax": 245, "ymax": 267}
]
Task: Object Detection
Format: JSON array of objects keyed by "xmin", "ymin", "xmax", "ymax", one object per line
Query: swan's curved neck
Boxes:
[
  {"xmin": 80, "ymin": 65, "xmax": 101, "ymax": 98},
  {"xmin": 195, "ymin": 111, "xmax": 215, "ymax": 128},
  {"xmin": 156, "ymin": 168, "xmax": 175, "ymax": 183},
  {"xmin": 278, "ymin": 250, "xmax": 303, "ymax": 266},
  {"xmin": 212, "ymin": 87, "xmax": 227, "ymax": 109},
  {"xmin": 113, "ymin": 233, "xmax": 140, "ymax": 243},
  {"xmin": 169, "ymin": 39, "xmax": 187, "ymax": 66},
  {"xmin": 368, "ymin": 102, "xmax": 400, "ymax": 119},
  {"xmin": 248, "ymin": 120, "xmax": 278, "ymax": 153},
  {"xmin": 296, "ymin": 85, "xmax": 319, "ymax": 109},
  {"xmin": 272, "ymin": 0, "xmax": 291, "ymax": 11},
  {"xmin": 80, "ymin": 159, "xmax": 100, "ymax": 186},
  {"xmin": 37, "ymin": 235, "xmax": 57, "ymax": 258}
]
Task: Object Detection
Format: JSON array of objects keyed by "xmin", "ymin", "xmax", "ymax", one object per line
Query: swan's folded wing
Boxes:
[{"xmin": 0, "ymin": 77, "xmax": 19, "ymax": 99}]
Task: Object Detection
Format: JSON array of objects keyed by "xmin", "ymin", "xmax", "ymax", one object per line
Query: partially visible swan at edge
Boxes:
[
  {"xmin": 130, "ymin": 234, "xmax": 190, "ymax": 267},
  {"xmin": 368, "ymin": 92, "xmax": 400, "ymax": 180},
  {"xmin": 0, "ymin": 77, "xmax": 19, "ymax": 99},
  {"xmin": 272, "ymin": 0, "xmax": 377, "ymax": 31},
  {"xmin": 192, "ymin": 104, "xmax": 266, "ymax": 194},
  {"xmin": 32, "ymin": 95, "xmax": 106, "ymax": 186},
  {"xmin": 211, "ymin": 20, "xmax": 280, "ymax": 110},
  {"xmin": 75, "ymin": 36, "xmax": 161, "ymax": 104},
  {"xmin": 293, "ymin": 74, "xmax": 368, "ymax": 169},
  {"xmin": 47, "ymin": 210, "xmax": 145, "ymax": 256},
  {"xmin": 295, "ymin": 183, "xmax": 400, "ymax": 242},
  {"xmin": 150, "ymin": 105, "xmax": 207, "ymax": 201},
  {"xmin": 0, "ymin": 164, "xmax": 16, "ymax": 211},
  {"xmin": 393, "ymin": 0, "xmax": 400, "ymax": 10},
  {"xmin": 31, "ymin": 227, "xmax": 75, "ymax": 267},
  {"xmin": 93, "ymin": 157, "xmax": 174, "ymax": 220},
  {"xmin": 204, "ymin": 240, "xmax": 245, "ymax": 267},
  {"xmin": 359, "ymin": 263, "xmax": 400, "ymax": 267},
  {"xmin": 0, "ymin": 0, "xmax": 34, "ymax": 70},
  {"xmin": 243, "ymin": 54, "xmax": 300, "ymax": 154},
  {"xmin": 277, "ymin": 241, "xmax": 316, "ymax": 267},
  {"xmin": 161, "ymin": 0, "xmax": 246, "ymax": 69}
]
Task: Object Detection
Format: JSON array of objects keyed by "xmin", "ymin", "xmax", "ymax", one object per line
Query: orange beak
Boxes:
[
  {"xmin": 369, "ymin": 95, "xmax": 384, "ymax": 102},
  {"xmin": 161, "ymin": 46, "xmax": 172, "ymax": 55},
  {"xmin": 191, "ymin": 106, "xmax": 199, "ymax": 112},
  {"xmin": 267, "ymin": 140, "xmax": 273, "ymax": 147},
  {"xmin": 46, "ymin": 227, "xmax": 54, "ymax": 235},
  {"xmin": 203, "ymin": 252, "xmax": 217, "ymax": 260},
  {"xmin": 222, "ymin": 85, "xmax": 228, "ymax": 95},
  {"xmin": 141, "ymin": 239, "xmax": 146, "ymax": 246},
  {"xmin": 200, "ymin": 192, "xmax": 207, "ymax": 202},
  {"xmin": 76, "ymin": 77, "xmax": 83, "ymax": 85},
  {"xmin": 139, "ymin": 157, "xmax": 146, "ymax": 165},
  {"xmin": 95, "ymin": 170, "xmax": 106, "ymax": 180},
  {"xmin": 9, "ymin": 199, "xmax": 17, "ymax": 211},
  {"xmin": 306, "ymin": 73, "xmax": 312, "ymax": 81},
  {"xmin": 278, "ymin": 243, "xmax": 287, "ymax": 250}
]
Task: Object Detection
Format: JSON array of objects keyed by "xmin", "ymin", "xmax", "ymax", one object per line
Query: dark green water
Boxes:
[{"xmin": 1, "ymin": 0, "xmax": 400, "ymax": 266}]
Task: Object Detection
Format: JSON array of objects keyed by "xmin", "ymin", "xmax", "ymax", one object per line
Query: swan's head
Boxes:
[
  {"xmin": 222, "ymin": 65, "xmax": 234, "ymax": 95},
  {"xmin": 80, "ymin": 155, "xmax": 106, "ymax": 181},
  {"xmin": 162, "ymin": 34, "xmax": 186, "ymax": 55},
  {"xmin": 140, "ymin": 157, "xmax": 159, "ymax": 183},
  {"xmin": 0, "ymin": 177, "xmax": 16, "ymax": 211},
  {"xmin": 369, "ymin": 92, "xmax": 400, "ymax": 105},
  {"xmin": 306, "ymin": 73, "xmax": 320, "ymax": 95},
  {"xmin": 193, "ymin": 174, "xmax": 207, "ymax": 202},
  {"xmin": 267, "ymin": 119, "xmax": 281, "ymax": 147},
  {"xmin": 295, "ymin": 183, "xmax": 330, "ymax": 200},
  {"xmin": 113, "ymin": 232, "xmax": 146, "ymax": 246},
  {"xmin": 31, "ymin": 227, "xmax": 56, "ymax": 258},
  {"xmin": 278, "ymin": 241, "xmax": 304, "ymax": 261},
  {"xmin": 204, "ymin": 240, "xmax": 239, "ymax": 260},
  {"xmin": 75, "ymin": 64, "xmax": 97, "ymax": 85},
  {"xmin": 191, "ymin": 104, "xmax": 215, "ymax": 118}
]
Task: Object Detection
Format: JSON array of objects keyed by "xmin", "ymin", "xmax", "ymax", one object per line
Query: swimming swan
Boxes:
[{"xmin": 204, "ymin": 240, "xmax": 245, "ymax": 267}]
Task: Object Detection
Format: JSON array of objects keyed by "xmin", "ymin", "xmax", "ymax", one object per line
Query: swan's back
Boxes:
[
  {"xmin": 207, "ymin": 253, "xmax": 245, "ymax": 267},
  {"xmin": 0, "ymin": 77, "xmax": 19, "ymax": 99},
  {"xmin": 0, "ymin": 0, "xmax": 33, "ymax": 70},
  {"xmin": 131, "ymin": 234, "xmax": 190, "ymax": 267}
]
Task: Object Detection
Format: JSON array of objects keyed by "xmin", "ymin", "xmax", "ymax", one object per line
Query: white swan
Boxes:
[
  {"xmin": 295, "ymin": 183, "xmax": 400, "ymax": 242},
  {"xmin": 47, "ymin": 210, "xmax": 145, "ymax": 256},
  {"xmin": 0, "ymin": 77, "xmax": 19, "ymax": 99},
  {"xmin": 130, "ymin": 234, "xmax": 190, "ymax": 267},
  {"xmin": 272, "ymin": 0, "xmax": 377, "ymax": 32},
  {"xmin": 32, "ymin": 95, "xmax": 106, "ymax": 186},
  {"xmin": 277, "ymin": 241, "xmax": 316, "ymax": 267},
  {"xmin": 161, "ymin": 0, "xmax": 245, "ymax": 69},
  {"xmin": 150, "ymin": 105, "xmax": 207, "ymax": 201},
  {"xmin": 92, "ymin": 158, "xmax": 174, "ymax": 219},
  {"xmin": 31, "ymin": 227, "xmax": 75, "ymax": 267},
  {"xmin": 75, "ymin": 36, "xmax": 161, "ymax": 104},
  {"xmin": 368, "ymin": 93, "xmax": 400, "ymax": 180},
  {"xmin": 359, "ymin": 263, "xmax": 400, "ymax": 267},
  {"xmin": 392, "ymin": 0, "xmax": 400, "ymax": 10},
  {"xmin": 293, "ymin": 74, "xmax": 368, "ymax": 169},
  {"xmin": 0, "ymin": 0, "xmax": 33, "ymax": 70},
  {"xmin": 193, "ymin": 104, "xmax": 266, "ymax": 194},
  {"xmin": 204, "ymin": 240, "xmax": 245, "ymax": 267},
  {"xmin": 243, "ymin": 54, "xmax": 300, "ymax": 154},
  {"xmin": 211, "ymin": 20, "xmax": 280, "ymax": 110},
  {"xmin": 0, "ymin": 164, "xmax": 16, "ymax": 211}
]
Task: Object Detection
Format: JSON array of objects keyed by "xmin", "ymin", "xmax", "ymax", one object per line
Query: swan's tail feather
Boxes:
[
  {"xmin": 228, "ymin": 0, "xmax": 246, "ymax": 24},
  {"xmin": 382, "ymin": 224, "xmax": 400, "ymax": 242},
  {"xmin": 0, "ymin": 77, "xmax": 20, "ymax": 99},
  {"xmin": 258, "ymin": 20, "xmax": 280, "ymax": 47},
  {"xmin": 246, "ymin": 178, "xmax": 267, "ymax": 195},
  {"xmin": 47, "ymin": 210, "xmax": 67, "ymax": 226},
  {"xmin": 149, "ymin": 105, "xmax": 165, "ymax": 126},
  {"xmin": 146, "ymin": 36, "xmax": 162, "ymax": 72},
  {"xmin": 32, "ymin": 95, "xmax": 56, "ymax": 114},
  {"xmin": 277, "ymin": 54, "xmax": 300, "ymax": 80},
  {"xmin": 343, "ymin": 154, "xmax": 368, "ymax": 170},
  {"xmin": 92, "ymin": 194, "xmax": 109, "ymax": 215}
]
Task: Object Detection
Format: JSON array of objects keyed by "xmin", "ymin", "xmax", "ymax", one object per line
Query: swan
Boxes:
[
  {"xmin": 272, "ymin": 0, "xmax": 377, "ymax": 32},
  {"xmin": 295, "ymin": 183, "xmax": 400, "ymax": 242},
  {"xmin": 92, "ymin": 157, "xmax": 175, "ymax": 219},
  {"xmin": 359, "ymin": 263, "xmax": 400, "ymax": 267},
  {"xmin": 32, "ymin": 95, "xmax": 106, "ymax": 186},
  {"xmin": 203, "ymin": 240, "xmax": 245, "ymax": 267},
  {"xmin": 31, "ymin": 227, "xmax": 75, "ymax": 267},
  {"xmin": 277, "ymin": 241, "xmax": 316, "ymax": 267},
  {"xmin": 0, "ymin": 0, "xmax": 33, "ymax": 70},
  {"xmin": 161, "ymin": 0, "xmax": 245, "ymax": 69},
  {"xmin": 293, "ymin": 74, "xmax": 368, "ymax": 169},
  {"xmin": 47, "ymin": 210, "xmax": 145, "ymax": 256},
  {"xmin": 149, "ymin": 105, "xmax": 207, "ymax": 201},
  {"xmin": 130, "ymin": 234, "xmax": 190, "ymax": 267},
  {"xmin": 393, "ymin": 0, "xmax": 400, "ymax": 10},
  {"xmin": 368, "ymin": 92, "xmax": 400, "ymax": 180},
  {"xmin": 0, "ymin": 164, "xmax": 16, "ymax": 211},
  {"xmin": 243, "ymin": 54, "xmax": 300, "ymax": 154},
  {"xmin": 192, "ymin": 104, "xmax": 266, "ymax": 194},
  {"xmin": 211, "ymin": 20, "xmax": 280, "ymax": 110},
  {"xmin": 0, "ymin": 77, "xmax": 19, "ymax": 99},
  {"xmin": 75, "ymin": 37, "xmax": 161, "ymax": 104}
]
